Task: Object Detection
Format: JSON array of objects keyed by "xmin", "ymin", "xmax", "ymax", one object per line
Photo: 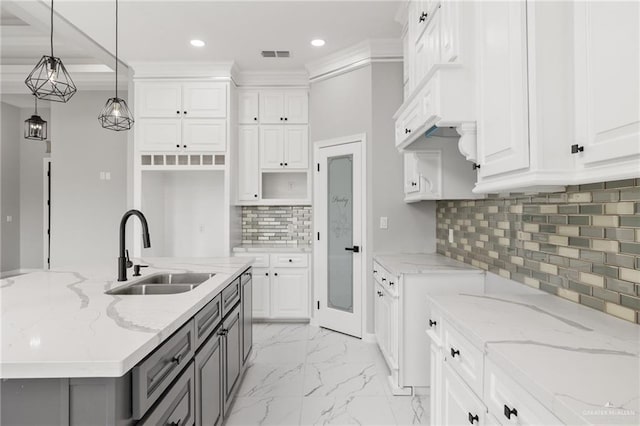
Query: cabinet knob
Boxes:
[
  {"xmin": 284, "ymin": 162, "xmax": 288, "ymax": 166},
  {"xmin": 389, "ymin": 281, "xmax": 394, "ymax": 286},
  {"xmin": 176, "ymin": 110, "xmax": 180, "ymax": 115},
  {"xmin": 468, "ymin": 413, "xmax": 479, "ymax": 424},
  {"xmin": 571, "ymin": 144, "xmax": 585, "ymax": 154},
  {"xmin": 254, "ymin": 117, "xmax": 257, "ymax": 121},
  {"xmin": 176, "ymin": 144, "xmax": 180, "ymax": 148},
  {"xmin": 254, "ymin": 194, "xmax": 258, "ymax": 198},
  {"xmin": 429, "ymin": 319, "xmax": 437, "ymax": 327},
  {"xmin": 168, "ymin": 420, "xmax": 182, "ymax": 426},
  {"xmin": 450, "ymin": 347, "xmax": 460, "ymax": 358},
  {"xmin": 373, "ymin": 270, "xmax": 378, "ymax": 273},
  {"xmin": 284, "ymin": 117, "xmax": 288, "ymax": 121},
  {"xmin": 171, "ymin": 353, "xmax": 183, "ymax": 365},
  {"xmin": 183, "ymin": 145, "xmax": 187, "ymax": 148},
  {"xmin": 411, "ymin": 181, "xmax": 417, "ymax": 186},
  {"xmin": 183, "ymin": 111, "xmax": 187, "ymax": 115},
  {"xmin": 280, "ymin": 117, "xmax": 283, "ymax": 121},
  {"xmin": 280, "ymin": 162, "xmax": 283, "ymax": 166},
  {"xmin": 274, "ymin": 272, "xmax": 278, "ymax": 276},
  {"xmin": 504, "ymin": 405, "xmax": 518, "ymax": 420},
  {"xmin": 405, "ymin": 128, "xmax": 411, "ymax": 134},
  {"xmin": 419, "ymin": 11, "xmax": 428, "ymax": 22},
  {"xmin": 382, "ymin": 277, "xmax": 386, "ymax": 282},
  {"xmin": 265, "ymin": 272, "xmax": 269, "ymax": 276},
  {"xmin": 472, "ymin": 163, "xmax": 481, "ymax": 170},
  {"xmin": 288, "ymin": 259, "xmax": 292, "ymax": 262},
  {"xmin": 218, "ymin": 328, "xmax": 228, "ymax": 336}
]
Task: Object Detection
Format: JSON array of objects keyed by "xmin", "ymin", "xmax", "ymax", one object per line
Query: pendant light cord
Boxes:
[
  {"xmin": 50, "ymin": 0, "xmax": 54, "ymax": 57},
  {"xmin": 34, "ymin": 96, "xmax": 38, "ymax": 115},
  {"xmin": 115, "ymin": 0, "xmax": 118, "ymax": 99}
]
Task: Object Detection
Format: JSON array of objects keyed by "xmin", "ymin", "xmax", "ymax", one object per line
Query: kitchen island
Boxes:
[{"xmin": 0, "ymin": 257, "xmax": 254, "ymax": 425}]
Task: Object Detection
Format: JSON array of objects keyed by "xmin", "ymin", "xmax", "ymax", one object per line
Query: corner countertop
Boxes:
[
  {"xmin": 427, "ymin": 285, "xmax": 640, "ymax": 425},
  {"xmin": 373, "ymin": 253, "xmax": 484, "ymax": 276},
  {"xmin": 0, "ymin": 257, "xmax": 252, "ymax": 379},
  {"xmin": 233, "ymin": 244, "xmax": 312, "ymax": 253}
]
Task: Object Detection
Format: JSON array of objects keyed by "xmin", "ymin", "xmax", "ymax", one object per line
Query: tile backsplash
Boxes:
[
  {"xmin": 242, "ymin": 206, "xmax": 312, "ymax": 246},
  {"xmin": 436, "ymin": 179, "xmax": 640, "ymax": 324}
]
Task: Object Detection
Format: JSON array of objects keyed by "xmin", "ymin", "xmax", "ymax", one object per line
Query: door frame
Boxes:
[{"xmin": 312, "ymin": 133, "xmax": 368, "ymax": 337}]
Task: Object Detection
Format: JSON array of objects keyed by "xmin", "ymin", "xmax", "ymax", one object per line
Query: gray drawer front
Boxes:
[
  {"xmin": 133, "ymin": 320, "xmax": 196, "ymax": 419},
  {"xmin": 221, "ymin": 278, "xmax": 241, "ymax": 317},
  {"xmin": 194, "ymin": 294, "xmax": 222, "ymax": 348},
  {"xmin": 138, "ymin": 362, "xmax": 195, "ymax": 426}
]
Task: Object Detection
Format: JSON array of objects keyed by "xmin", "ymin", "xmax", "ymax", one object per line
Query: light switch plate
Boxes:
[
  {"xmin": 380, "ymin": 217, "xmax": 388, "ymax": 229},
  {"xmin": 448, "ymin": 229, "xmax": 454, "ymax": 243}
]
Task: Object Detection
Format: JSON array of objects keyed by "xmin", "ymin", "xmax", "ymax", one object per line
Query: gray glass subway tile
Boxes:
[
  {"xmin": 620, "ymin": 188, "xmax": 640, "ymax": 201},
  {"xmin": 592, "ymin": 264, "xmax": 618, "ymax": 278},
  {"xmin": 568, "ymin": 237, "xmax": 590, "ymax": 248},
  {"xmin": 579, "ymin": 204, "xmax": 604, "ymax": 214},
  {"xmin": 580, "ymin": 227, "xmax": 606, "ymax": 238},
  {"xmin": 548, "ymin": 215, "xmax": 569, "ymax": 225},
  {"xmin": 580, "ymin": 249, "xmax": 605, "ymax": 263},
  {"xmin": 620, "ymin": 216, "xmax": 640, "ymax": 227},
  {"xmin": 568, "ymin": 216, "xmax": 590, "ymax": 225},
  {"xmin": 569, "ymin": 259, "xmax": 592, "ymax": 272},
  {"xmin": 569, "ymin": 280, "xmax": 593, "ymax": 295},
  {"xmin": 580, "ymin": 295, "xmax": 605, "ymax": 311},
  {"xmin": 592, "ymin": 190, "xmax": 620, "ymax": 203},
  {"xmin": 606, "ymin": 277, "xmax": 636, "ymax": 296},
  {"xmin": 620, "ymin": 295, "xmax": 640, "ymax": 310},
  {"xmin": 580, "ymin": 183, "xmax": 606, "ymax": 191},
  {"xmin": 620, "ymin": 242, "xmax": 640, "ymax": 255},
  {"xmin": 605, "ymin": 179, "xmax": 636, "ymax": 189},
  {"xmin": 539, "ymin": 224, "xmax": 557, "ymax": 233},
  {"xmin": 540, "ymin": 282, "xmax": 559, "ymax": 295},
  {"xmin": 606, "ymin": 228, "xmax": 636, "ymax": 241},
  {"xmin": 558, "ymin": 205, "xmax": 579, "ymax": 214},
  {"xmin": 592, "ymin": 287, "xmax": 620, "ymax": 303}
]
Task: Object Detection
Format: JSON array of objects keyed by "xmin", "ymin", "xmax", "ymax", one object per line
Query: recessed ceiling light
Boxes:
[
  {"xmin": 190, "ymin": 39, "xmax": 205, "ymax": 47},
  {"xmin": 311, "ymin": 39, "xmax": 326, "ymax": 47}
]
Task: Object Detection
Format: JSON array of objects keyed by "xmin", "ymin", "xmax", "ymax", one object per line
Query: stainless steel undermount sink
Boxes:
[{"xmin": 106, "ymin": 272, "xmax": 215, "ymax": 295}]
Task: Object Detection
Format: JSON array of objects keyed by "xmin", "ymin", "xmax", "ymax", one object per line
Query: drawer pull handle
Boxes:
[
  {"xmin": 373, "ymin": 269, "xmax": 378, "ymax": 273},
  {"xmin": 389, "ymin": 281, "xmax": 394, "ymax": 286},
  {"xmin": 468, "ymin": 413, "xmax": 479, "ymax": 424},
  {"xmin": 429, "ymin": 319, "xmax": 437, "ymax": 327},
  {"xmin": 171, "ymin": 353, "xmax": 183, "ymax": 365},
  {"xmin": 377, "ymin": 291, "xmax": 383, "ymax": 297},
  {"xmin": 218, "ymin": 328, "xmax": 228, "ymax": 336},
  {"xmin": 504, "ymin": 405, "xmax": 518, "ymax": 419},
  {"xmin": 168, "ymin": 419, "xmax": 182, "ymax": 426},
  {"xmin": 198, "ymin": 307, "xmax": 220, "ymax": 336},
  {"xmin": 289, "ymin": 259, "xmax": 293, "ymax": 262},
  {"xmin": 382, "ymin": 278, "xmax": 386, "ymax": 282},
  {"xmin": 450, "ymin": 348, "xmax": 460, "ymax": 358},
  {"xmin": 419, "ymin": 11, "xmax": 428, "ymax": 22}
]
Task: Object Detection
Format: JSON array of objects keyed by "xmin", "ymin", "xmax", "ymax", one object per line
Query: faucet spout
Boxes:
[{"xmin": 118, "ymin": 209, "xmax": 151, "ymax": 281}]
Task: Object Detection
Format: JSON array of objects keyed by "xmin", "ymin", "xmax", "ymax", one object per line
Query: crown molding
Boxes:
[
  {"xmin": 306, "ymin": 39, "xmax": 402, "ymax": 83},
  {"xmin": 235, "ymin": 70, "xmax": 310, "ymax": 88},
  {"xmin": 129, "ymin": 61, "xmax": 237, "ymax": 81}
]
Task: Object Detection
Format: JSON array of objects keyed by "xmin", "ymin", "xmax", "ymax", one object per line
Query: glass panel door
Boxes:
[{"xmin": 327, "ymin": 155, "xmax": 353, "ymax": 313}]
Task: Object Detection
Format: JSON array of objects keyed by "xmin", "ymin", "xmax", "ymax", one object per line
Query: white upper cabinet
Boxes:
[
  {"xmin": 238, "ymin": 91, "xmax": 259, "ymax": 124},
  {"xmin": 237, "ymin": 126, "xmax": 260, "ymax": 201},
  {"xmin": 259, "ymin": 91, "xmax": 308, "ymax": 124},
  {"xmin": 182, "ymin": 119, "xmax": 226, "ymax": 151},
  {"xmin": 137, "ymin": 83, "xmax": 182, "ymax": 118},
  {"xmin": 182, "ymin": 83, "xmax": 227, "ymax": 118},
  {"xmin": 573, "ymin": 1, "xmax": 640, "ymax": 170},
  {"xmin": 138, "ymin": 119, "xmax": 182, "ymax": 151},
  {"xmin": 259, "ymin": 126, "xmax": 285, "ymax": 169},
  {"xmin": 476, "ymin": 0, "xmax": 530, "ymax": 179},
  {"xmin": 284, "ymin": 126, "xmax": 309, "ymax": 169},
  {"xmin": 284, "ymin": 92, "xmax": 309, "ymax": 124},
  {"xmin": 259, "ymin": 92, "xmax": 285, "ymax": 123}
]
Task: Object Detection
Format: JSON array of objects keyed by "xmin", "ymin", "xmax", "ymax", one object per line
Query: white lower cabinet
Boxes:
[
  {"xmin": 374, "ymin": 282, "xmax": 398, "ymax": 369},
  {"xmin": 234, "ymin": 252, "xmax": 310, "ymax": 320},
  {"xmin": 442, "ymin": 363, "xmax": 486, "ymax": 426}
]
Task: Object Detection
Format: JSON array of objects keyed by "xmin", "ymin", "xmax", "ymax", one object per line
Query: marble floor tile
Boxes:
[
  {"xmin": 238, "ymin": 363, "xmax": 306, "ymax": 397},
  {"xmin": 250, "ymin": 339, "xmax": 309, "ymax": 364},
  {"xmin": 306, "ymin": 326, "xmax": 378, "ymax": 364},
  {"xmin": 300, "ymin": 396, "xmax": 397, "ymax": 426},
  {"xmin": 303, "ymin": 362, "xmax": 387, "ymax": 398},
  {"xmin": 389, "ymin": 395, "xmax": 430, "ymax": 425},
  {"xmin": 253, "ymin": 323, "xmax": 310, "ymax": 343},
  {"xmin": 225, "ymin": 397, "xmax": 302, "ymax": 426}
]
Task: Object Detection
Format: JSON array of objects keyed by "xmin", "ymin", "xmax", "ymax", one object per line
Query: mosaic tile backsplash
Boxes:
[
  {"xmin": 242, "ymin": 206, "xmax": 312, "ymax": 246},
  {"xmin": 436, "ymin": 179, "xmax": 640, "ymax": 324}
]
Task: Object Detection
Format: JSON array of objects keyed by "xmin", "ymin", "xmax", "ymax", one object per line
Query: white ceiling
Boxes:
[{"xmin": 53, "ymin": 0, "xmax": 402, "ymax": 71}]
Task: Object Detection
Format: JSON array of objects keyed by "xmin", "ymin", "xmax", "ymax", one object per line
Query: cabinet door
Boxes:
[
  {"xmin": 440, "ymin": 0, "xmax": 460, "ymax": 63},
  {"xmin": 259, "ymin": 126, "xmax": 285, "ymax": 169},
  {"xmin": 182, "ymin": 119, "xmax": 226, "ymax": 152},
  {"xmin": 137, "ymin": 83, "xmax": 182, "ymax": 118},
  {"xmin": 283, "ymin": 126, "xmax": 309, "ymax": 169},
  {"xmin": 441, "ymin": 363, "xmax": 486, "ymax": 426},
  {"xmin": 382, "ymin": 291, "xmax": 399, "ymax": 368},
  {"xmin": 252, "ymin": 268, "xmax": 271, "ymax": 319},
  {"xmin": 138, "ymin": 119, "xmax": 182, "ymax": 152},
  {"xmin": 404, "ymin": 153, "xmax": 420, "ymax": 194},
  {"xmin": 241, "ymin": 271, "xmax": 253, "ymax": 365},
  {"xmin": 195, "ymin": 336, "xmax": 222, "ymax": 426},
  {"xmin": 429, "ymin": 343, "xmax": 443, "ymax": 426},
  {"xmin": 414, "ymin": 28, "xmax": 429, "ymax": 84},
  {"xmin": 284, "ymin": 91, "xmax": 309, "ymax": 124},
  {"xmin": 238, "ymin": 91, "xmax": 259, "ymax": 124},
  {"xmin": 182, "ymin": 83, "xmax": 227, "ymax": 118},
  {"xmin": 138, "ymin": 363, "xmax": 196, "ymax": 426},
  {"xmin": 374, "ymin": 283, "xmax": 390, "ymax": 363},
  {"xmin": 238, "ymin": 126, "xmax": 260, "ymax": 201},
  {"xmin": 259, "ymin": 92, "xmax": 285, "ymax": 124},
  {"xmin": 476, "ymin": 1, "xmax": 530, "ymax": 178},
  {"xmin": 272, "ymin": 268, "xmax": 308, "ymax": 318},
  {"xmin": 424, "ymin": 7, "xmax": 441, "ymax": 77},
  {"xmin": 222, "ymin": 306, "xmax": 241, "ymax": 415},
  {"xmin": 574, "ymin": 1, "xmax": 640, "ymax": 166}
]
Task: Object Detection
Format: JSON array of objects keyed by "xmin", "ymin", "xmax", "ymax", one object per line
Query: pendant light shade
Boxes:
[
  {"xmin": 24, "ymin": 96, "xmax": 48, "ymax": 141},
  {"xmin": 25, "ymin": 0, "xmax": 76, "ymax": 103},
  {"xmin": 99, "ymin": 0, "xmax": 133, "ymax": 131}
]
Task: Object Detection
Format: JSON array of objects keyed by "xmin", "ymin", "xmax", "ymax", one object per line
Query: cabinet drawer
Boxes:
[
  {"xmin": 271, "ymin": 253, "xmax": 308, "ymax": 268},
  {"xmin": 442, "ymin": 362, "xmax": 486, "ymax": 426},
  {"xmin": 373, "ymin": 261, "xmax": 385, "ymax": 285},
  {"xmin": 372, "ymin": 262, "xmax": 398, "ymax": 297},
  {"xmin": 234, "ymin": 252, "xmax": 269, "ymax": 268},
  {"xmin": 221, "ymin": 278, "xmax": 241, "ymax": 317},
  {"xmin": 194, "ymin": 294, "xmax": 222, "ymax": 348},
  {"xmin": 133, "ymin": 320, "xmax": 196, "ymax": 419},
  {"xmin": 484, "ymin": 358, "xmax": 562, "ymax": 425},
  {"xmin": 443, "ymin": 322, "xmax": 484, "ymax": 399},
  {"xmin": 138, "ymin": 362, "xmax": 196, "ymax": 426},
  {"xmin": 426, "ymin": 306, "xmax": 444, "ymax": 346}
]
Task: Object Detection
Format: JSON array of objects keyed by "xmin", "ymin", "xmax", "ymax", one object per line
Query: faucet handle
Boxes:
[
  {"xmin": 133, "ymin": 264, "xmax": 149, "ymax": 277},
  {"xmin": 125, "ymin": 249, "xmax": 133, "ymax": 269}
]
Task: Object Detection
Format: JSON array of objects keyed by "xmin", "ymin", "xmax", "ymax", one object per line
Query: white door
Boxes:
[
  {"xmin": 238, "ymin": 91, "xmax": 259, "ymax": 124},
  {"xmin": 259, "ymin": 92, "xmax": 285, "ymax": 124},
  {"xmin": 137, "ymin": 83, "xmax": 182, "ymax": 118},
  {"xmin": 182, "ymin": 119, "xmax": 226, "ymax": 151},
  {"xmin": 284, "ymin": 91, "xmax": 309, "ymax": 124},
  {"xmin": 272, "ymin": 268, "xmax": 308, "ymax": 318},
  {"xmin": 476, "ymin": 0, "xmax": 530, "ymax": 178},
  {"xmin": 182, "ymin": 83, "xmax": 227, "ymax": 118},
  {"xmin": 238, "ymin": 126, "xmax": 260, "ymax": 201},
  {"xmin": 252, "ymin": 268, "xmax": 270, "ymax": 318},
  {"xmin": 314, "ymin": 138, "xmax": 364, "ymax": 338},
  {"xmin": 284, "ymin": 126, "xmax": 309, "ymax": 169},
  {"xmin": 259, "ymin": 126, "xmax": 285, "ymax": 169}
]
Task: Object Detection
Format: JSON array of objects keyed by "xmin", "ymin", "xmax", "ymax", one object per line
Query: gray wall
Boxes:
[
  {"xmin": 310, "ymin": 63, "xmax": 436, "ymax": 334},
  {"xmin": 50, "ymin": 91, "xmax": 128, "ymax": 267},
  {"xmin": 20, "ymin": 108, "xmax": 50, "ymax": 269},
  {"xmin": 1, "ymin": 102, "xmax": 21, "ymax": 272}
]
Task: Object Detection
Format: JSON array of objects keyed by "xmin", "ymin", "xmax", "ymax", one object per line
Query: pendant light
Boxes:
[
  {"xmin": 24, "ymin": 0, "xmax": 77, "ymax": 103},
  {"xmin": 98, "ymin": 0, "xmax": 133, "ymax": 131},
  {"xmin": 24, "ymin": 95, "xmax": 48, "ymax": 141}
]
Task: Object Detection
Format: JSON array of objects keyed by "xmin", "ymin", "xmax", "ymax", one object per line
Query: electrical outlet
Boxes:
[
  {"xmin": 6, "ymin": 215, "xmax": 12, "ymax": 223},
  {"xmin": 99, "ymin": 171, "xmax": 106, "ymax": 180},
  {"xmin": 380, "ymin": 217, "xmax": 388, "ymax": 229},
  {"xmin": 105, "ymin": 172, "xmax": 111, "ymax": 181},
  {"xmin": 448, "ymin": 229, "xmax": 454, "ymax": 243}
]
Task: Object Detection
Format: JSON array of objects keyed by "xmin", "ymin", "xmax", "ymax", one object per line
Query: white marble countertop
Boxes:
[
  {"xmin": 0, "ymin": 257, "xmax": 252, "ymax": 379},
  {"xmin": 427, "ymin": 279, "xmax": 640, "ymax": 425},
  {"xmin": 373, "ymin": 253, "xmax": 485, "ymax": 276},
  {"xmin": 233, "ymin": 244, "xmax": 312, "ymax": 253}
]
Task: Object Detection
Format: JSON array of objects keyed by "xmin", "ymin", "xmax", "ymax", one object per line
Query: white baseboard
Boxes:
[
  {"xmin": 362, "ymin": 332, "xmax": 377, "ymax": 343},
  {"xmin": 1, "ymin": 268, "xmax": 41, "ymax": 279}
]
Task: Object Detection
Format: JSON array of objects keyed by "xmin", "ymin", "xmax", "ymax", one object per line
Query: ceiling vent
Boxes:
[{"xmin": 261, "ymin": 50, "xmax": 290, "ymax": 58}]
